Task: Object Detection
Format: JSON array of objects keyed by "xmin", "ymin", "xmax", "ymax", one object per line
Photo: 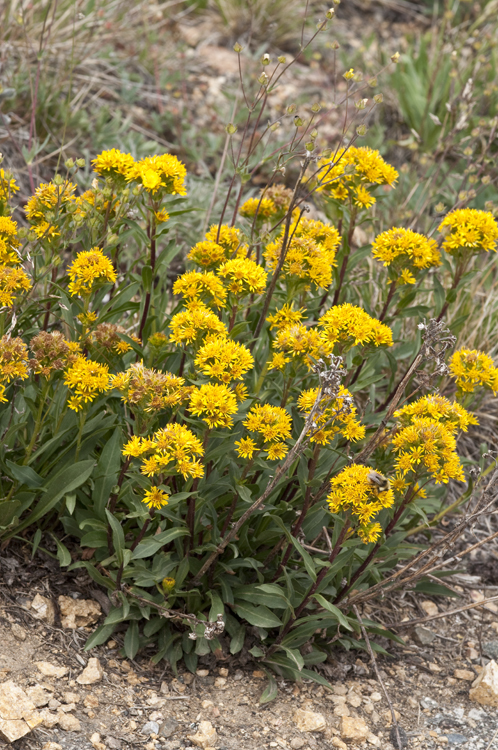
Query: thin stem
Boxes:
[
  {"xmin": 378, "ymin": 279, "xmax": 397, "ymax": 322},
  {"xmin": 332, "ymin": 207, "xmax": 357, "ymax": 307},
  {"xmin": 138, "ymin": 211, "xmax": 157, "ymax": 341}
]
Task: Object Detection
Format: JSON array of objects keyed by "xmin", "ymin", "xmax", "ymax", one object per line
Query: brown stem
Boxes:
[
  {"xmin": 138, "ymin": 216, "xmax": 157, "ymax": 341},
  {"xmin": 42, "ymin": 267, "xmax": 58, "ymax": 331},
  {"xmin": 333, "ymin": 485, "xmax": 417, "ymax": 605},
  {"xmin": 436, "ymin": 261, "xmax": 465, "ymax": 322},
  {"xmin": 228, "ymin": 304, "xmax": 238, "ymax": 333},
  {"xmin": 266, "ymin": 520, "xmax": 350, "ymax": 657},
  {"xmin": 378, "ymin": 279, "xmax": 397, "ymax": 322},
  {"xmin": 331, "ymin": 210, "xmax": 357, "ymax": 307}
]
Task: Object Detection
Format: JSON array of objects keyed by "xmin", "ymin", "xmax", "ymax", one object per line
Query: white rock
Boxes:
[
  {"xmin": 290, "ymin": 739, "xmax": 306, "ymax": 750},
  {"xmin": 214, "ymin": 677, "xmax": 227, "ymax": 688},
  {"xmin": 331, "ymin": 738, "xmax": 348, "ymax": 750},
  {"xmin": 38, "ymin": 709, "xmax": 60, "ymax": 729},
  {"xmin": 76, "ymin": 657, "xmax": 104, "ymax": 685},
  {"xmin": 469, "ymin": 659, "xmax": 498, "ymax": 706},
  {"xmin": 0, "ymin": 680, "xmax": 43, "ymax": 742},
  {"xmin": 31, "ymin": 594, "xmax": 56, "ymax": 625},
  {"xmin": 420, "ymin": 600, "xmax": 438, "ymax": 616},
  {"xmin": 347, "ymin": 691, "xmax": 362, "ymax": 707},
  {"xmin": 42, "ymin": 743, "xmax": 63, "ymax": 750},
  {"xmin": 11, "ymin": 623, "xmax": 26, "ymax": 641},
  {"xmin": 292, "ymin": 708, "xmax": 326, "ymax": 732},
  {"xmin": 58, "ymin": 595, "xmax": 101, "ymax": 629},
  {"xmin": 26, "ymin": 685, "xmax": 52, "ymax": 708},
  {"xmin": 35, "ymin": 662, "xmax": 69, "ymax": 679},
  {"xmin": 90, "ymin": 732, "xmax": 106, "ymax": 750},
  {"xmin": 57, "ymin": 712, "xmax": 81, "ymax": 731},
  {"xmin": 370, "ymin": 691, "xmax": 382, "ymax": 702},
  {"xmin": 340, "ymin": 715, "xmax": 370, "ymax": 740},
  {"xmin": 187, "ymin": 720, "xmax": 218, "ymax": 748}
]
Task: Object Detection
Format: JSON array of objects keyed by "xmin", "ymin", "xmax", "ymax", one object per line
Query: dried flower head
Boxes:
[
  {"xmin": 29, "ymin": 331, "xmax": 80, "ymax": 377},
  {"xmin": 111, "ymin": 361, "xmax": 191, "ymax": 413}
]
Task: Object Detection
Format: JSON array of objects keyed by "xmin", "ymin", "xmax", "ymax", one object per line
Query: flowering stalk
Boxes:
[
  {"xmin": 332, "ymin": 206, "xmax": 357, "ymax": 306},
  {"xmin": 138, "ymin": 210, "xmax": 157, "ymax": 340}
]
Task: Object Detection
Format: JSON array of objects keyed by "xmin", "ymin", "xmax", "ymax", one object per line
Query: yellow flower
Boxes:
[
  {"xmin": 25, "ymin": 181, "xmax": 76, "ymax": 227},
  {"xmin": 394, "ymin": 394, "xmax": 477, "ymax": 433},
  {"xmin": 168, "ymin": 302, "xmax": 228, "ymax": 346},
  {"xmin": 449, "ymin": 348, "xmax": 498, "ymax": 394},
  {"xmin": 319, "ymin": 304, "xmax": 393, "ymax": 349},
  {"xmin": 438, "ymin": 208, "xmax": 498, "ymax": 254},
  {"xmin": 0, "ymin": 169, "xmax": 19, "ymax": 203},
  {"xmin": 205, "ymin": 224, "xmax": 245, "ymax": 256},
  {"xmin": 0, "ymin": 217, "xmax": 22, "ymax": 265},
  {"xmin": 267, "ymin": 304, "xmax": 305, "ymax": 331},
  {"xmin": 111, "ymin": 361, "xmax": 191, "ymax": 413},
  {"xmin": 67, "ymin": 248, "xmax": 116, "ymax": 297},
  {"xmin": 327, "ymin": 463, "xmax": 394, "ymax": 543},
  {"xmin": 217, "ymin": 258, "xmax": 267, "ymax": 297},
  {"xmin": 270, "ymin": 322, "xmax": 328, "ymax": 371},
  {"xmin": 240, "ymin": 404, "xmax": 292, "ymax": 460},
  {"xmin": 264, "ymin": 217, "xmax": 340, "ymax": 291},
  {"xmin": 0, "ymin": 336, "xmax": 29, "ymax": 383},
  {"xmin": 298, "ymin": 385, "xmax": 365, "ymax": 445},
  {"xmin": 154, "ymin": 209, "xmax": 170, "ymax": 223},
  {"xmin": 92, "ymin": 148, "xmax": 135, "ymax": 178},
  {"xmin": 188, "ymin": 240, "xmax": 227, "ymax": 269},
  {"xmin": 372, "ymin": 227, "xmax": 441, "ymax": 283},
  {"xmin": 173, "ymin": 271, "xmax": 227, "ymax": 308},
  {"xmin": 354, "ymin": 185, "xmax": 375, "ymax": 208},
  {"xmin": 189, "ymin": 383, "xmax": 238, "ymax": 428},
  {"xmin": 87, "ymin": 322, "xmax": 138, "ymax": 356},
  {"xmin": 195, "ymin": 337, "xmax": 254, "ymax": 383},
  {"xmin": 235, "ymin": 436, "xmax": 258, "ymax": 459},
  {"xmin": 126, "ymin": 153, "xmax": 187, "ymax": 196},
  {"xmin": 0, "ymin": 264, "xmax": 31, "ymax": 306},
  {"xmin": 391, "ymin": 417, "xmax": 465, "ymax": 484},
  {"xmin": 78, "ymin": 311, "xmax": 98, "ymax": 327},
  {"xmin": 125, "ymin": 423, "xmax": 204, "ymax": 480},
  {"xmin": 239, "ymin": 197, "xmax": 277, "ymax": 220},
  {"xmin": 64, "ymin": 357, "xmax": 110, "ymax": 411},
  {"xmin": 143, "ymin": 486, "xmax": 169, "ymax": 510}
]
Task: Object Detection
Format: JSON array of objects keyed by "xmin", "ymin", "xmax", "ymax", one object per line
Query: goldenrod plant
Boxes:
[{"xmin": 1, "ymin": 2, "xmax": 498, "ymax": 696}]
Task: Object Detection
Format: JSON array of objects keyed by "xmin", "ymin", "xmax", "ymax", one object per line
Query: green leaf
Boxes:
[
  {"xmin": 232, "ymin": 602, "xmax": 282, "ymax": 628},
  {"xmin": 12, "ymin": 460, "xmax": 95, "ymax": 535},
  {"xmin": 259, "ymin": 670, "xmax": 278, "ymax": 704},
  {"xmin": 0, "ymin": 500, "xmax": 21, "ymax": 528},
  {"xmin": 132, "ymin": 527, "xmax": 189, "ymax": 559},
  {"xmin": 313, "ymin": 594, "xmax": 354, "ymax": 630},
  {"xmin": 84, "ymin": 624, "xmax": 115, "ymax": 650},
  {"xmin": 50, "ymin": 533, "xmax": 72, "ymax": 567},
  {"xmin": 230, "ymin": 625, "xmax": 246, "ymax": 654},
  {"xmin": 281, "ymin": 646, "xmax": 304, "ymax": 671},
  {"xmin": 6, "ymin": 460, "xmax": 44, "ymax": 488},
  {"xmin": 32, "ymin": 528, "xmax": 42, "ymax": 558},
  {"xmin": 290, "ymin": 537, "xmax": 317, "ymax": 582},
  {"xmin": 106, "ymin": 510, "xmax": 125, "ymax": 565},
  {"xmin": 124, "ymin": 621, "xmax": 140, "ymax": 659}
]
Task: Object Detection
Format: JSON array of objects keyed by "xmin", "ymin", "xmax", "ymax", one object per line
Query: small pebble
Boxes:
[{"xmin": 142, "ymin": 721, "xmax": 160, "ymax": 736}]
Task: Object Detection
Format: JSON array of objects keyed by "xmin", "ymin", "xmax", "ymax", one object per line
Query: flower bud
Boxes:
[
  {"xmin": 233, "ymin": 42, "xmax": 242, "ymax": 52},
  {"xmin": 226, "ymin": 122, "xmax": 237, "ymax": 135},
  {"xmin": 485, "ymin": 201, "xmax": 495, "ymax": 211},
  {"xmin": 64, "ymin": 158, "xmax": 75, "ymax": 169},
  {"xmin": 435, "ymin": 202, "xmax": 445, "ymax": 212},
  {"xmin": 391, "ymin": 51, "xmax": 400, "ymax": 63},
  {"xmin": 311, "ymin": 102, "xmax": 321, "ymax": 113},
  {"xmin": 53, "ymin": 174, "xmax": 63, "ymax": 185},
  {"xmin": 162, "ymin": 577, "xmax": 176, "ymax": 593},
  {"xmin": 355, "ymin": 98, "xmax": 368, "ymax": 110},
  {"xmin": 368, "ymin": 77, "xmax": 378, "ymax": 87},
  {"xmin": 76, "ymin": 158, "xmax": 86, "ymax": 168},
  {"xmin": 261, "ymin": 53, "xmax": 271, "ymax": 66},
  {"xmin": 258, "ymin": 72, "xmax": 269, "ymax": 86},
  {"xmin": 107, "ymin": 233, "xmax": 119, "ymax": 245},
  {"xmin": 294, "ymin": 115, "xmax": 304, "ymax": 127},
  {"xmin": 356, "ymin": 124, "xmax": 367, "ymax": 136},
  {"xmin": 278, "ymin": 55, "xmax": 286, "ymax": 64},
  {"xmin": 482, "ymin": 175, "xmax": 491, "ymax": 185},
  {"xmin": 343, "ymin": 68, "xmax": 355, "ymax": 80},
  {"xmin": 270, "ymin": 121, "xmax": 281, "ymax": 131},
  {"xmin": 18, "ymin": 227, "xmax": 28, "ymax": 239},
  {"xmin": 373, "ymin": 93, "xmax": 383, "ymax": 104},
  {"xmin": 326, "ymin": 8, "xmax": 335, "ymax": 18},
  {"xmin": 286, "ymin": 104, "xmax": 297, "ymax": 115}
]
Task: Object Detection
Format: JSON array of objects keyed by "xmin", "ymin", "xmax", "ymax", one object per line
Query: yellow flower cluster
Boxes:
[
  {"xmin": 67, "ymin": 248, "xmax": 117, "ymax": 297},
  {"xmin": 316, "ymin": 146, "xmax": 398, "ymax": 208},
  {"xmin": 205, "ymin": 224, "xmax": 245, "ymax": 255},
  {"xmin": 111, "ymin": 361, "xmax": 192, "ymax": 413},
  {"xmin": 173, "ymin": 271, "xmax": 227, "ymax": 308},
  {"xmin": 218, "ymin": 258, "xmax": 267, "ymax": 297},
  {"xmin": 0, "ymin": 217, "xmax": 31, "ymax": 306},
  {"xmin": 267, "ymin": 304, "xmax": 305, "ymax": 331},
  {"xmin": 123, "ymin": 423, "xmax": 204, "ymax": 480},
  {"xmin": 29, "ymin": 331, "xmax": 80, "ymax": 377},
  {"xmin": 319, "ymin": 304, "xmax": 393, "ymax": 349},
  {"xmin": 270, "ymin": 322, "xmax": 327, "ymax": 371},
  {"xmin": 394, "ymin": 395, "xmax": 477, "ymax": 432},
  {"xmin": 438, "ymin": 208, "xmax": 498, "ymax": 255},
  {"xmin": 92, "ymin": 148, "xmax": 135, "ymax": 179},
  {"xmin": 188, "ymin": 225, "xmax": 248, "ymax": 269},
  {"xmin": 0, "ymin": 168, "xmax": 19, "ymax": 205},
  {"xmin": 264, "ymin": 218, "xmax": 340, "ymax": 290},
  {"xmin": 392, "ymin": 417, "xmax": 465, "ymax": 484},
  {"xmin": 168, "ymin": 302, "xmax": 227, "ymax": 346},
  {"xmin": 64, "ymin": 356, "xmax": 110, "ymax": 411},
  {"xmin": 127, "ymin": 154, "xmax": 187, "ymax": 196},
  {"xmin": 298, "ymin": 385, "xmax": 365, "ymax": 445},
  {"xmin": 194, "ymin": 337, "xmax": 254, "ymax": 383},
  {"xmin": 25, "ymin": 181, "xmax": 76, "ymax": 241},
  {"xmin": 235, "ymin": 404, "xmax": 292, "ymax": 460},
  {"xmin": 189, "ymin": 382, "xmax": 238, "ymax": 428},
  {"xmin": 372, "ymin": 227, "xmax": 441, "ymax": 285},
  {"xmin": 327, "ymin": 464, "xmax": 394, "ymax": 544},
  {"xmin": 239, "ymin": 197, "xmax": 277, "ymax": 220},
  {"xmin": 0, "ymin": 336, "xmax": 29, "ymax": 402},
  {"xmin": 188, "ymin": 240, "xmax": 227, "ymax": 269},
  {"xmin": 449, "ymin": 348, "xmax": 498, "ymax": 394}
]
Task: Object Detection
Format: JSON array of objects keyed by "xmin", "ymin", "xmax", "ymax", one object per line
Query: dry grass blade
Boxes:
[{"xmin": 389, "ymin": 594, "xmax": 498, "ymax": 629}]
